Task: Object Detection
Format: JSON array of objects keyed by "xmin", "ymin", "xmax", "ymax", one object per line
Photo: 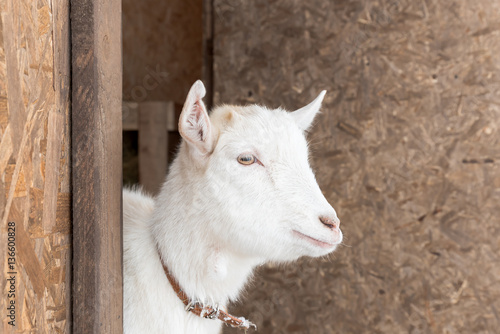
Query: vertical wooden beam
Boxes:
[
  {"xmin": 138, "ymin": 102, "xmax": 172, "ymax": 195},
  {"xmin": 71, "ymin": 0, "xmax": 123, "ymax": 333}
]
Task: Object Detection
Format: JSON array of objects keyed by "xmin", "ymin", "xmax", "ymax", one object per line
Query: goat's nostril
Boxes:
[{"xmin": 319, "ymin": 216, "xmax": 339, "ymax": 229}]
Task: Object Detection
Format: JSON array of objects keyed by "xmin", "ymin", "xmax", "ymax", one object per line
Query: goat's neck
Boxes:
[{"xmin": 151, "ymin": 158, "xmax": 261, "ymax": 305}]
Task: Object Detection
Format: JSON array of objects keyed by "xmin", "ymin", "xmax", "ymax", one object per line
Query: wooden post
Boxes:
[
  {"xmin": 122, "ymin": 101, "xmax": 176, "ymax": 194},
  {"xmin": 138, "ymin": 102, "xmax": 174, "ymax": 195},
  {"xmin": 71, "ymin": 0, "xmax": 123, "ymax": 332}
]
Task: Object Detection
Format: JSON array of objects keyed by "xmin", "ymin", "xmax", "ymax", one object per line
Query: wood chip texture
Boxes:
[
  {"xmin": 213, "ymin": 1, "xmax": 500, "ymax": 333},
  {"xmin": 0, "ymin": 0, "xmax": 71, "ymax": 332}
]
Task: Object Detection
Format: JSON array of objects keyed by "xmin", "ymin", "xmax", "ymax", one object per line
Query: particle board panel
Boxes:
[
  {"xmin": 0, "ymin": 0, "xmax": 71, "ymax": 332},
  {"xmin": 213, "ymin": 1, "xmax": 500, "ymax": 333}
]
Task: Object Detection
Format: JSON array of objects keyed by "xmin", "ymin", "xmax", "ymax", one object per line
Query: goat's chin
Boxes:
[
  {"xmin": 288, "ymin": 230, "xmax": 341, "ymax": 258},
  {"xmin": 294, "ymin": 243, "xmax": 338, "ymax": 258},
  {"xmin": 274, "ymin": 244, "xmax": 337, "ymax": 262},
  {"xmin": 261, "ymin": 240, "xmax": 337, "ymax": 263},
  {"xmin": 310, "ymin": 244, "xmax": 338, "ymax": 258}
]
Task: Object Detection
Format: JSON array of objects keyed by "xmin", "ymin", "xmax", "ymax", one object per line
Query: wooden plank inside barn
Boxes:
[
  {"xmin": 122, "ymin": 101, "xmax": 177, "ymax": 194},
  {"xmin": 121, "ymin": 0, "xmax": 202, "ymax": 189}
]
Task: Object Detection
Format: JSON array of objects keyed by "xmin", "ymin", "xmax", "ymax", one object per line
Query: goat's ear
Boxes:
[
  {"xmin": 179, "ymin": 80, "xmax": 214, "ymax": 155},
  {"xmin": 291, "ymin": 90, "xmax": 326, "ymax": 131}
]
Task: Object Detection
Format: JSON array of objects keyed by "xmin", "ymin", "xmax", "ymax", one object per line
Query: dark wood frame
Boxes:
[
  {"xmin": 202, "ymin": 0, "xmax": 214, "ymax": 109},
  {"xmin": 71, "ymin": 0, "xmax": 123, "ymax": 332}
]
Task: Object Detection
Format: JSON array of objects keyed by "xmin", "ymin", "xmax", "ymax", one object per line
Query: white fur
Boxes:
[{"xmin": 123, "ymin": 81, "xmax": 343, "ymax": 333}]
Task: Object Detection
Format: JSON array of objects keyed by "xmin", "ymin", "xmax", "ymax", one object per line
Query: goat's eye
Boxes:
[{"xmin": 237, "ymin": 154, "xmax": 255, "ymax": 165}]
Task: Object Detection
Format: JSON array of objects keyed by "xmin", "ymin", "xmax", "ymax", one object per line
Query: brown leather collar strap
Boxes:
[{"xmin": 161, "ymin": 264, "xmax": 257, "ymax": 331}]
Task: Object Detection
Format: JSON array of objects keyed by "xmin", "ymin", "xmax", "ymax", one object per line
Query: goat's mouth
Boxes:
[{"xmin": 292, "ymin": 230, "xmax": 335, "ymax": 249}]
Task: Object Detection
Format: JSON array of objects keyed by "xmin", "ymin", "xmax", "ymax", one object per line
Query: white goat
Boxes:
[{"xmin": 123, "ymin": 81, "xmax": 342, "ymax": 333}]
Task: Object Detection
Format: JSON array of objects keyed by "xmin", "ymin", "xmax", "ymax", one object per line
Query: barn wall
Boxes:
[
  {"xmin": 122, "ymin": 0, "xmax": 202, "ymax": 187},
  {"xmin": 122, "ymin": 0, "xmax": 203, "ymax": 105},
  {"xmin": 213, "ymin": 1, "xmax": 500, "ymax": 333},
  {"xmin": 0, "ymin": 0, "xmax": 71, "ymax": 332}
]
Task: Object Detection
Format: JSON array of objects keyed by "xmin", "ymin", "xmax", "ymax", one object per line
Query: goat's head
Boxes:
[{"xmin": 177, "ymin": 80, "xmax": 342, "ymax": 261}]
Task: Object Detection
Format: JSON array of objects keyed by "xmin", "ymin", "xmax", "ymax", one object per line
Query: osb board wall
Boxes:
[
  {"xmin": 213, "ymin": 1, "xmax": 500, "ymax": 333},
  {"xmin": 0, "ymin": 0, "xmax": 71, "ymax": 332},
  {"xmin": 122, "ymin": 0, "xmax": 202, "ymax": 105}
]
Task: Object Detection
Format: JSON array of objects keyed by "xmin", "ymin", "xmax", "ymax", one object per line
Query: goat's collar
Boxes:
[{"xmin": 161, "ymin": 261, "xmax": 257, "ymax": 331}]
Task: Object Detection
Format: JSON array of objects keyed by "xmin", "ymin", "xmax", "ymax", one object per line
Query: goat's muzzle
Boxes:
[{"xmin": 319, "ymin": 216, "xmax": 340, "ymax": 230}]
